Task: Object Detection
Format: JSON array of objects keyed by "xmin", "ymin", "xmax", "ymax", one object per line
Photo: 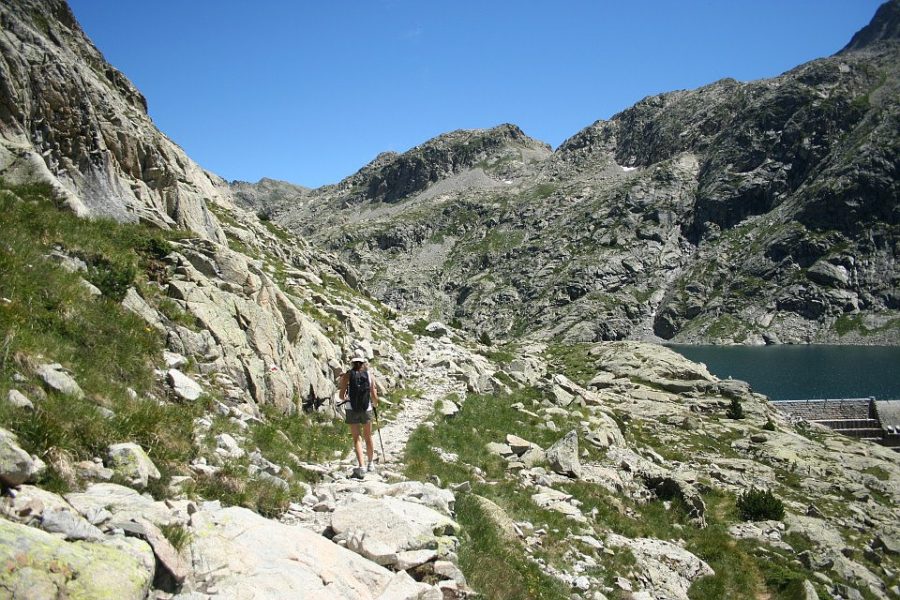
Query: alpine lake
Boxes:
[{"xmin": 668, "ymin": 344, "xmax": 900, "ymax": 401}]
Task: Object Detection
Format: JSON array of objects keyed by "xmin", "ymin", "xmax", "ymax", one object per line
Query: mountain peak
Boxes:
[{"xmin": 839, "ymin": 0, "xmax": 900, "ymax": 54}]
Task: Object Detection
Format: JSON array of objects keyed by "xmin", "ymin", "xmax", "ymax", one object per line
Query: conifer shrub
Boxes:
[
  {"xmin": 479, "ymin": 331, "xmax": 493, "ymax": 346},
  {"xmin": 726, "ymin": 397, "xmax": 744, "ymax": 419},
  {"xmin": 736, "ymin": 488, "xmax": 784, "ymax": 521},
  {"xmin": 86, "ymin": 255, "xmax": 137, "ymax": 301}
]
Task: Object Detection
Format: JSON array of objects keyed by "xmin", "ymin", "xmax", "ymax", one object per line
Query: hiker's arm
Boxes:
[
  {"xmin": 338, "ymin": 373, "xmax": 348, "ymax": 399},
  {"xmin": 370, "ymin": 374, "xmax": 379, "ymax": 406}
]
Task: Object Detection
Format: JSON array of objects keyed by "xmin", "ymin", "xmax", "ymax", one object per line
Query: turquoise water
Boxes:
[{"xmin": 667, "ymin": 345, "xmax": 900, "ymax": 401}]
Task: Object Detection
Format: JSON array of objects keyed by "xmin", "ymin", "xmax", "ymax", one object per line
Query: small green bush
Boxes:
[
  {"xmin": 86, "ymin": 255, "xmax": 136, "ymax": 301},
  {"xmin": 726, "ymin": 397, "xmax": 744, "ymax": 420},
  {"xmin": 736, "ymin": 488, "xmax": 784, "ymax": 521},
  {"xmin": 479, "ymin": 331, "xmax": 493, "ymax": 346},
  {"xmin": 762, "ymin": 419, "xmax": 776, "ymax": 431}
]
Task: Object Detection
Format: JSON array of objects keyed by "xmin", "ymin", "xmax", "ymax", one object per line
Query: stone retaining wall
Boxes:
[{"xmin": 771, "ymin": 398, "xmax": 873, "ymax": 421}]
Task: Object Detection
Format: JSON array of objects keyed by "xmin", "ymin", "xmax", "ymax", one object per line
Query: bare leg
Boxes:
[
  {"xmin": 363, "ymin": 422, "xmax": 374, "ymax": 465},
  {"xmin": 350, "ymin": 423, "xmax": 364, "ymax": 467}
]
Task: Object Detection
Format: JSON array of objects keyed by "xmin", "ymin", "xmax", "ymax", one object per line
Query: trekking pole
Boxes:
[{"xmin": 373, "ymin": 404, "xmax": 387, "ymax": 463}]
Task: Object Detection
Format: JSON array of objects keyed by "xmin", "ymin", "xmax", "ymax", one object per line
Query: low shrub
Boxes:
[
  {"xmin": 726, "ymin": 397, "xmax": 744, "ymax": 420},
  {"xmin": 736, "ymin": 488, "xmax": 784, "ymax": 521}
]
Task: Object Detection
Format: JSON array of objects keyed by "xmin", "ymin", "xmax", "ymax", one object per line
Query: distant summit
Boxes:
[{"xmin": 840, "ymin": 0, "xmax": 900, "ymax": 53}]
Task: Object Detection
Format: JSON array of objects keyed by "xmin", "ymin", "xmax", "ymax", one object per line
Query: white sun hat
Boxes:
[{"xmin": 350, "ymin": 349, "xmax": 367, "ymax": 364}]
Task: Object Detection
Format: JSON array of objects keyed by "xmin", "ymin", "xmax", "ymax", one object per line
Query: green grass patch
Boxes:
[
  {"xmin": 544, "ymin": 343, "xmax": 596, "ymax": 386},
  {"xmin": 250, "ymin": 405, "xmax": 347, "ymax": 474},
  {"xmin": 159, "ymin": 523, "xmax": 192, "ymax": 553},
  {"xmin": 834, "ymin": 314, "xmax": 900, "ymax": 337},
  {"xmin": 456, "ymin": 493, "xmax": 570, "ymax": 600},
  {"xmin": 0, "ymin": 180, "xmax": 206, "ymax": 491},
  {"xmin": 862, "ymin": 465, "xmax": 890, "ymax": 481},
  {"xmin": 481, "ymin": 343, "xmax": 518, "ymax": 365}
]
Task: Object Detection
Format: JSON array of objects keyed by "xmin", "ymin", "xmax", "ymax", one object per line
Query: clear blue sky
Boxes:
[{"xmin": 68, "ymin": 1, "xmax": 883, "ymax": 188}]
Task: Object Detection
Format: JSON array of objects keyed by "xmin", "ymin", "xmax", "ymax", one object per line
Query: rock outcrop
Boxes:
[{"xmin": 0, "ymin": 0, "xmax": 225, "ymax": 240}]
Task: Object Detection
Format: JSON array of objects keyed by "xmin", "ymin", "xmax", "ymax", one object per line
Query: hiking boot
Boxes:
[
  {"xmin": 351, "ymin": 467, "xmax": 365, "ymax": 479},
  {"xmin": 366, "ymin": 462, "xmax": 376, "ymax": 474}
]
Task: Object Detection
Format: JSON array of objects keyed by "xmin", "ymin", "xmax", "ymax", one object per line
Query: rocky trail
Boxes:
[{"xmin": 347, "ymin": 317, "xmax": 470, "ymax": 470}]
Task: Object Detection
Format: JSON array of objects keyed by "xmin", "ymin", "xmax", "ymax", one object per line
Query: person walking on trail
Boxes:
[{"xmin": 339, "ymin": 350, "xmax": 379, "ymax": 478}]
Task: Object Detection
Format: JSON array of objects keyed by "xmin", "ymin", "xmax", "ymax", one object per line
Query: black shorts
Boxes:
[{"xmin": 345, "ymin": 409, "xmax": 373, "ymax": 425}]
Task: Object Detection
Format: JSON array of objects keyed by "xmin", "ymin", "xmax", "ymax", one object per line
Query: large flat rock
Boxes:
[
  {"xmin": 331, "ymin": 495, "xmax": 460, "ymax": 567},
  {"xmin": 0, "ymin": 517, "xmax": 154, "ymax": 599},
  {"xmin": 188, "ymin": 506, "xmax": 438, "ymax": 599}
]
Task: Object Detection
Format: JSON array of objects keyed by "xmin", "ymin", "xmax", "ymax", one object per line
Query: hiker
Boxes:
[{"xmin": 338, "ymin": 350, "xmax": 379, "ymax": 477}]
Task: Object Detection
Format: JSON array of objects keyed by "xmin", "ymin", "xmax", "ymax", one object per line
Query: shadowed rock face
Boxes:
[
  {"xmin": 840, "ymin": 0, "xmax": 900, "ymax": 54},
  {"xmin": 243, "ymin": 3, "xmax": 899, "ymax": 345},
  {"xmin": 0, "ymin": 0, "xmax": 225, "ymax": 241}
]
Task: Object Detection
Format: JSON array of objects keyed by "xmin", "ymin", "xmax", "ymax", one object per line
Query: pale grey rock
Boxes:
[
  {"xmin": 163, "ymin": 351, "xmax": 189, "ymax": 369},
  {"xmin": 0, "ymin": 427, "xmax": 40, "ymax": 486},
  {"xmin": 382, "ymin": 481, "xmax": 456, "ymax": 516},
  {"xmin": 0, "ymin": 517, "xmax": 154, "ymax": 600},
  {"xmin": 584, "ymin": 411, "xmax": 625, "ymax": 449},
  {"xmin": 0, "ymin": 486, "xmax": 103, "ymax": 544},
  {"xmin": 546, "ymin": 430, "xmax": 582, "ymax": 478},
  {"xmin": 35, "ymin": 363, "xmax": 84, "ymax": 399},
  {"xmin": 873, "ymin": 533, "xmax": 900, "ymax": 556},
  {"xmin": 79, "ymin": 278, "xmax": 103, "ymax": 296},
  {"xmin": 258, "ymin": 471, "xmax": 290, "ymax": 491},
  {"xmin": 214, "ymin": 433, "xmax": 245, "ymax": 459},
  {"xmin": 167, "ymin": 369, "xmax": 203, "ymax": 401},
  {"xmin": 802, "ymin": 580, "xmax": 820, "ymax": 600},
  {"xmin": 587, "ymin": 372, "xmax": 617, "ymax": 389},
  {"xmin": 5, "ymin": 389, "xmax": 33, "ymax": 410},
  {"xmin": 40, "ymin": 507, "xmax": 105, "ymax": 541},
  {"xmin": 607, "ymin": 534, "xmax": 713, "ymax": 600},
  {"xmin": 434, "ymin": 560, "xmax": 467, "ymax": 585},
  {"xmin": 520, "ymin": 446, "xmax": 546, "ymax": 468},
  {"xmin": 122, "ymin": 287, "xmax": 166, "ymax": 332},
  {"xmin": 506, "ymin": 434, "xmax": 534, "ymax": 455},
  {"xmin": 393, "ymin": 549, "xmax": 438, "ymax": 570},
  {"xmin": 188, "ymin": 505, "xmax": 441, "ymax": 598},
  {"xmin": 130, "ymin": 517, "xmax": 189, "ymax": 587},
  {"xmin": 66, "ymin": 483, "xmax": 178, "ymax": 527},
  {"xmin": 425, "ymin": 321, "xmax": 449, "ymax": 336},
  {"xmin": 486, "ymin": 442, "xmax": 514, "ymax": 456},
  {"xmin": 74, "ymin": 460, "xmax": 115, "ymax": 481},
  {"xmin": 807, "ymin": 261, "xmax": 850, "ymax": 287},
  {"xmin": 375, "ymin": 570, "xmax": 444, "ymax": 600},
  {"xmin": 439, "ymin": 399, "xmax": 460, "ymax": 417},
  {"xmin": 331, "ymin": 496, "xmax": 459, "ymax": 566},
  {"xmin": 550, "ymin": 384, "xmax": 575, "ymax": 407},
  {"xmin": 106, "ymin": 443, "xmax": 161, "ymax": 489}
]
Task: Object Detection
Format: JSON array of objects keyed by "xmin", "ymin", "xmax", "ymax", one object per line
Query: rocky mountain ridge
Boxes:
[{"xmin": 242, "ymin": 1, "xmax": 900, "ymax": 345}]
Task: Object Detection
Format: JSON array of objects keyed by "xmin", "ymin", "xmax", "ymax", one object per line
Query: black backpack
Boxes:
[{"xmin": 347, "ymin": 370, "xmax": 370, "ymax": 411}]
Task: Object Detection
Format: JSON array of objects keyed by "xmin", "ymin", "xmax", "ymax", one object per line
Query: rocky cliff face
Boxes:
[
  {"xmin": 248, "ymin": 1, "xmax": 900, "ymax": 345},
  {"xmin": 0, "ymin": 0, "xmax": 224, "ymax": 240}
]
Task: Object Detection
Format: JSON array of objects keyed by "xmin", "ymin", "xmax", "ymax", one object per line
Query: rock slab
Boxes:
[
  {"xmin": 0, "ymin": 517, "xmax": 154, "ymax": 599},
  {"xmin": 546, "ymin": 430, "xmax": 582, "ymax": 478}
]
